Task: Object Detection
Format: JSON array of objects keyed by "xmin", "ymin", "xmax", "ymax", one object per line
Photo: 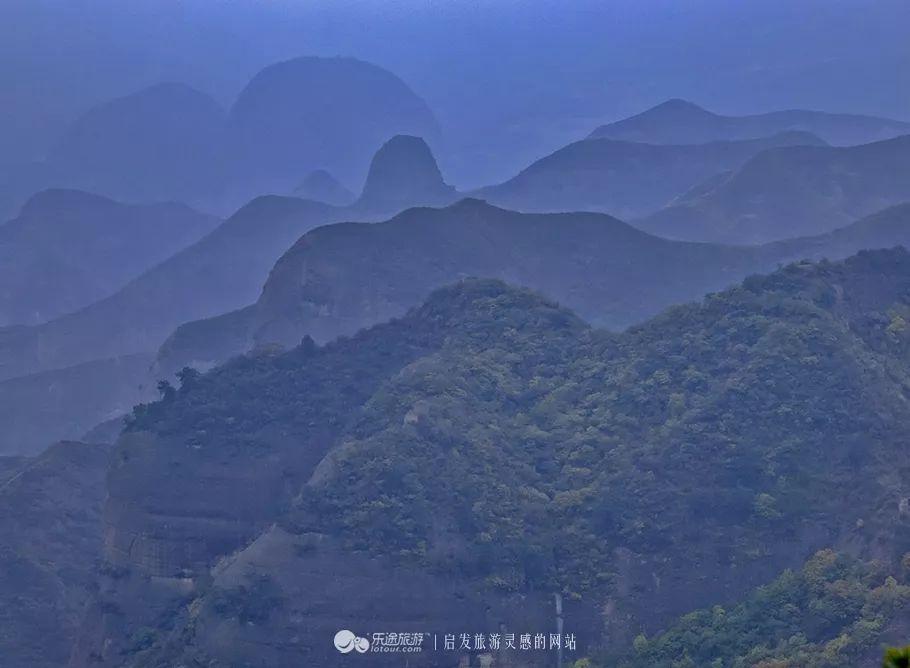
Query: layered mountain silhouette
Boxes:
[
  {"xmin": 72, "ymin": 250, "xmax": 910, "ymax": 667},
  {"xmin": 0, "ymin": 84, "xmax": 227, "ymax": 218},
  {"xmin": 0, "ymin": 136, "xmax": 465, "ymax": 453},
  {"xmin": 226, "ymin": 57, "xmax": 440, "ymax": 199},
  {"xmin": 156, "ymin": 198, "xmax": 910, "ymax": 377},
  {"xmin": 768, "ymin": 202, "xmax": 910, "ymax": 260},
  {"xmin": 0, "ymin": 189, "xmax": 218, "ymax": 326},
  {"xmin": 292, "ymin": 170, "xmax": 355, "ymax": 206},
  {"xmin": 0, "ymin": 196, "xmax": 342, "ymax": 386},
  {"xmin": 354, "ymin": 135, "xmax": 457, "ymax": 212},
  {"xmin": 0, "ymin": 135, "xmax": 453, "ymax": 379},
  {"xmin": 4, "ymin": 194, "xmax": 910, "ymax": 456},
  {"xmin": 46, "ymin": 83, "xmax": 227, "ymax": 205},
  {"xmin": 639, "ymin": 134, "xmax": 910, "ymax": 243},
  {"xmin": 0, "ymin": 57, "xmax": 441, "ymax": 218},
  {"xmin": 475, "ymin": 131, "xmax": 825, "ymax": 218},
  {"xmin": 590, "ymin": 98, "xmax": 910, "ymax": 146}
]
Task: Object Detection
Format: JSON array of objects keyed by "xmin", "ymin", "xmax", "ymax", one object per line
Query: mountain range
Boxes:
[
  {"xmin": 639, "ymin": 134, "xmax": 910, "ymax": 243},
  {"xmin": 227, "ymin": 57, "xmax": 440, "ymax": 200},
  {"xmin": 0, "ymin": 135, "xmax": 457, "ymax": 385},
  {"xmin": 0, "ymin": 189, "xmax": 218, "ymax": 326},
  {"xmin": 59, "ymin": 249, "xmax": 910, "ymax": 667},
  {"xmin": 0, "ymin": 57, "xmax": 440, "ymax": 219},
  {"xmin": 475, "ymin": 131, "xmax": 826, "ymax": 219},
  {"xmin": 590, "ymin": 98, "xmax": 910, "ymax": 146},
  {"xmin": 3, "ymin": 190, "xmax": 909, "ymax": 457},
  {"xmin": 0, "ymin": 196, "xmax": 341, "ymax": 384},
  {"xmin": 157, "ymin": 198, "xmax": 910, "ymax": 377}
]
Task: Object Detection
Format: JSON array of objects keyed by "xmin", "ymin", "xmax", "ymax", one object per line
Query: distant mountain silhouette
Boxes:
[
  {"xmin": 293, "ymin": 170, "xmax": 355, "ymax": 206},
  {"xmin": 0, "ymin": 58, "xmax": 442, "ymax": 218},
  {"xmin": 769, "ymin": 202, "xmax": 910, "ymax": 261},
  {"xmin": 639, "ymin": 135, "xmax": 910, "ymax": 243},
  {"xmin": 157, "ymin": 199, "xmax": 910, "ymax": 378},
  {"xmin": 475, "ymin": 131, "xmax": 825, "ymax": 218},
  {"xmin": 46, "ymin": 83, "xmax": 226, "ymax": 204},
  {"xmin": 355, "ymin": 135, "xmax": 457, "ymax": 212},
  {"xmin": 0, "ymin": 189, "xmax": 218, "ymax": 326},
  {"xmin": 0, "ymin": 135, "xmax": 453, "ymax": 391},
  {"xmin": 227, "ymin": 57, "xmax": 440, "ymax": 198},
  {"xmin": 5, "ymin": 196, "xmax": 909, "ymax": 455},
  {"xmin": 590, "ymin": 98, "xmax": 910, "ymax": 145},
  {"xmin": 0, "ymin": 197, "xmax": 343, "ymax": 386}
]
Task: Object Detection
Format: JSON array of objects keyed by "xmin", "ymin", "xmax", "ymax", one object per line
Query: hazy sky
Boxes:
[{"xmin": 1, "ymin": 0, "xmax": 908, "ymax": 185}]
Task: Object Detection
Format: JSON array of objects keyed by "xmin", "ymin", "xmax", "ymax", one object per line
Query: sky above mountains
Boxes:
[{"xmin": 1, "ymin": 0, "xmax": 908, "ymax": 186}]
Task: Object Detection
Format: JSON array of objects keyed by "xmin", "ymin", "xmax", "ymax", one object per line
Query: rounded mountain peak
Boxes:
[
  {"xmin": 357, "ymin": 135, "xmax": 455, "ymax": 212},
  {"xmin": 228, "ymin": 57, "xmax": 440, "ymax": 190}
]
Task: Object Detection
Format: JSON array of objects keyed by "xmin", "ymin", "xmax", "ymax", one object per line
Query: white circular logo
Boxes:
[{"xmin": 334, "ymin": 630, "xmax": 370, "ymax": 654}]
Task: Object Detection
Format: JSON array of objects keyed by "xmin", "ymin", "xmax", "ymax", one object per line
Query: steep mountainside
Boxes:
[
  {"xmin": 227, "ymin": 56, "xmax": 440, "ymax": 197},
  {"xmin": 0, "ymin": 441, "xmax": 110, "ymax": 668},
  {"xmin": 0, "ymin": 196, "xmax": 341, "ymax": 383},
  {"xmin": 76, "ymin": 250, "xmax": 910, "ymax": 667},
  {"xmin": 590, "ymin": 99, "xmax": 910, "ymax": 146},
  {"xmin": 475, "ymin": 131, "xmax": 825, "ymax": 218},
  {"xmin": 639, "ymin": 135, "xmax": 910, "ymax": 243},
  {"xmin": 0, "ymin": 189, "xmax": 219, "ymax": 326}
]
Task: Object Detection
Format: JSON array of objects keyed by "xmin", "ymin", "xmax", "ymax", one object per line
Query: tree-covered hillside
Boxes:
[
  {"xmin": 612, "ymin": 550, "xmax": 910, "ymax": 668},
  {"xmin": 94, "ymin": 249, "xmax": 910, "ymax": 667}
]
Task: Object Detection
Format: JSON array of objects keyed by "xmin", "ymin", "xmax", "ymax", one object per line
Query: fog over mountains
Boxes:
[
  {"xmin": 0, "ymin": 56, "xmax": 440, "ymax": 218},
  {"xmin": 1, "ymin": 2, "xmax": 909, "ymax": 667},
  {"xmin": 589, "ymin": 98, "xmax": 910, "ymax": 146}
]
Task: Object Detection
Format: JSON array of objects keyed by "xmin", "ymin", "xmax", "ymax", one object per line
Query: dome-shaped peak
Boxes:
[
  {"xmin": 357, "ymin": 135, "xmax": 455, "ymax": 212},
  {"xmin": 227, "ymin": 57, "xmax": 440, "ymax": 190}
]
